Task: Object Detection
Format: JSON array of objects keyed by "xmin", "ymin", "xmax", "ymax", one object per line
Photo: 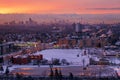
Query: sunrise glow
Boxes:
[{"xmin": 0, "ymin": 0, "xmax": 120, "ymax": 14}]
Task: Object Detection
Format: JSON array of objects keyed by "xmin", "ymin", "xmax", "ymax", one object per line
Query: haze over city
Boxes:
[{"xmin": 0, "ymin": 14, "xmax": 119, "ymax": 24}]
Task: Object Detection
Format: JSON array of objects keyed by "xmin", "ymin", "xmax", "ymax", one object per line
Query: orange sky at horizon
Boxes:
[{"xmin": 0, "ymin": 0, "xmax": 120, "ymax": 14}]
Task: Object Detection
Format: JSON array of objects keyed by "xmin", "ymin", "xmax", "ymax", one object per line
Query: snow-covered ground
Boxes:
[
  {"xmin": 35, "ymin": 49, "xmax": 90, "ymax": 66},
  {"xmin": 1, "ymin": 48, "xmax": 119, "ymax": 77},
  {"xmin": 109, "ymin": 66, "xmax": 120, "ymax": 76}
]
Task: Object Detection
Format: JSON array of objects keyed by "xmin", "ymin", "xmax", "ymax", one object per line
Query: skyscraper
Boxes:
[{"xmin": 75, "ymin": 23, "xmax": 83, "ymax": 33}]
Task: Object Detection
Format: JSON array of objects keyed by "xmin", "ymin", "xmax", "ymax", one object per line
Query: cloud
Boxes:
[{"xmin": 86, "ymin": 8, "xmax": 120, "ymax": 10}]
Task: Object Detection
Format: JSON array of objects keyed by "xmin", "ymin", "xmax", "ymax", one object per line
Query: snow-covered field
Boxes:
[{"xmin": 35, "ymin": 49, "xmax": 90, "ymax": 66}]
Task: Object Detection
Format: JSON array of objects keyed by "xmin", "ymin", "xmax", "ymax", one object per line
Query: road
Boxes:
[{"xmin": 10, "ymin": 65, "xmax": 117, "ymax": 77}]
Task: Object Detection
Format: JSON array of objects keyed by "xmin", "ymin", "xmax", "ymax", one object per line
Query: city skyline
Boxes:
[
  {"xmin": 0, "ymin": 14, "xmax": 120, "ymax": 24},
  {"xmin": 0, "ymin": 0, "xmax": 120, "ymax": 14}
]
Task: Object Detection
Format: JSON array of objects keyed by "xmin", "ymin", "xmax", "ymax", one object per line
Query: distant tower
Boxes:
[
  {"xmin": 75, "ymin": 23, "xmax": 83, "ymax": 32},
  {"xmin": 25, "ymin": 18, "xmax": 37, "ymax": 25},
  {"xmin": 29, "ymin": 18, "xmax": 33, "ymax": 22}
]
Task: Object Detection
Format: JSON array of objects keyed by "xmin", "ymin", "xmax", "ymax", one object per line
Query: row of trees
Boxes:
[
  {"xmin": 35, "ymin": 58, "xmax": 69, "ymax": 66},
  {"xmin": 49, "ymin": 67, "xmax": 74, "ymax": 80}
]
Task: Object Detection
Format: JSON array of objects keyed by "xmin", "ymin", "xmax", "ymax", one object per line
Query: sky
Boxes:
[{"xmin": 0, "ymin": 0, "xmax": 120, "ymax": 14}]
